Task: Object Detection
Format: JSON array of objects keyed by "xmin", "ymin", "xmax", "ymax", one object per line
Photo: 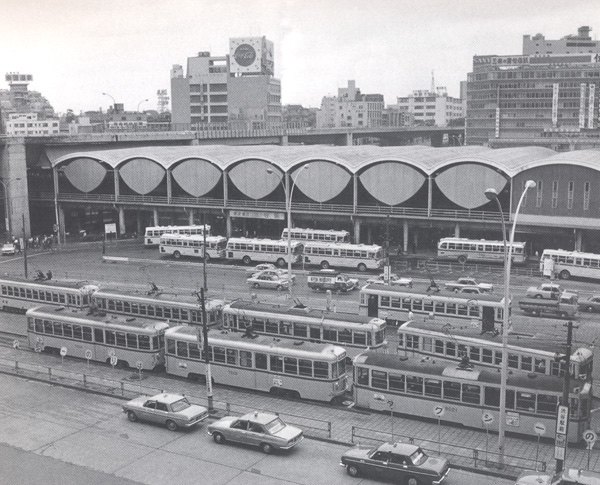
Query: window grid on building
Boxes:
[
  {"xmin": 552, "ymin": 181, "xmax": 559, "ymax": 208},
  {"xmin": 583, "ymin": 182, "xmax": 590, "ymax": 211},
  {"xmin": 567, "ymin": 181, "xmax": 575, "ymax": 210},
  {"xmin": 536, "ymin": 180, "xmax": 543, "ymax": 208}
]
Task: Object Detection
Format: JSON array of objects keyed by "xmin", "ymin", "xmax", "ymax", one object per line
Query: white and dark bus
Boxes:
[
  {"xmin": 303, "ymin": 241, "xmax": 384, "ymax": 272},
  {"xmin": 282, "ymin": 227, "xmax": 350, "ymax": 243},
  {"xmin": 159, "ymin": 234, "xmax": 227, "ymax": 260},
  {"xmin": 437, "ymin": 237, "xmax": 526, "ymax": 265},
  {"xmin": 144, "ymin": 225, "xmax": 210, "ymax": 247},
  {"xmin": 226, "ymin": 237, "xmax": 304, "ymax": 266}
]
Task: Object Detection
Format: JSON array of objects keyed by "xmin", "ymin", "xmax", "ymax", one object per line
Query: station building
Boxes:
[{"xmin": 21, "ymin": 143, "xmax": 600, "ymax": 256}]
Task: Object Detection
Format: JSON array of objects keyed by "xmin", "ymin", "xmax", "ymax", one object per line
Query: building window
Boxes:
[
  {"xmin": 536, "ymin": 180, "xmax": 543, "ymax": 208},
  {"xmin": 567, "ymin": 181, "xmax": 574, "ymax": 210},
  {"xmin": 552, "ymin": 181, "xmax": 558, "ymax": 208},
  {"xmin": 584, "ymin": 182, "xmax": 590, "ymax": 211}
]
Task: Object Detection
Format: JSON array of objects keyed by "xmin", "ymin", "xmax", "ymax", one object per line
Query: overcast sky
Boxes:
[{"xmin": 1, "ymin": 0, "xmax": 598, "ymax": 114}]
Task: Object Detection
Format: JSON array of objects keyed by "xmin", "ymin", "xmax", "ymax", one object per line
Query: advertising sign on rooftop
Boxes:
[{"xmin": 230, "ymin": 37, "xmax": 274, "ymax": 75}]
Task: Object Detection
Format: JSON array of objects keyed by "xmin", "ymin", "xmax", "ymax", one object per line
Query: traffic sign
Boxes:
[
  {"xmin": 110, "ymin": 355, "xmax": 118, "ymax": 367},
  {"xmin": 60, "ymin": 347, "xmax": 68, "ymax": 357},
  {"xmin": 433, "ymin": 405, "xmax": 445, "ymax": 418},
  {"xmin": 534, "ymin": 422, "xmax": 547, "ymax": 436},
  {"xmin": 583, "ymin": 430, "xmax": 597, "ymax": 445},
  {"xmin": 136, "ymin": 361, "xmax": 143, "ymax": 370},
  {"xmin": 12, "ymin": 340, "xmax": 19, "ymax": 349},
  {"xmin": 482, "ymin": 412, "xmax": 494, "ymax": 426},
  {"xmin": 85, "ymin": 349, "xmax": 92, "ymax": 360}
]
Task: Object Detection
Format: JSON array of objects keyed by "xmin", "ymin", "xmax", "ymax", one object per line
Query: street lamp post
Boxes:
[
  {"xmin": 137, "ymin": 99, "xmax": 149, "ymax": 112},
  {"xmin": 102, "ymin": 92, "xmax": 116, "ymax": 111},
  {"xmin": 485, "ymin": 180, "xmax": 536, "ymax": 467},
  {"xmin": 267, "ymin": 165, "xmax": 310, "ymax": 299}
]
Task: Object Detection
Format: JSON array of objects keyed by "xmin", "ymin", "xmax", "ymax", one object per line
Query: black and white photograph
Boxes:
[{"xmin": 1, "ymin": 0, "xmax": 600, "ymax": 483}]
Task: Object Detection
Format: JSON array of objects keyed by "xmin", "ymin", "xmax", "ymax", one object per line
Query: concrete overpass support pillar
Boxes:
[
  {"xmin": 189, "ymin": 209, "xmax": 195, "ymax": 225},
  {"xmin": 153, "ymin": 208, "xmax": 159, "ymax": 226},
  {"xmin": 118, "ymin": 207, "xmax": 126, "ymax": 236},
  {"xmin": 403, "ymin": 220, "xmax": 409, "ymax": 254},
  {"xmin": 280, "ymin": 134, "xmax": 288, "ymax": 146},
  {"xmin": 367, "ymin": 224, "xmax": 373, "ymax": 244},
  {"xmin": 353, "ymin": 218, "xmax": 361, "ymax": 244},
  {"xmin": 136, "ymin": 211, "xmax": 143, "ymax": 236},
  {"xmin": 2, "ymin": 140, "xmax": 29, "ymax": 239},
  {"xmin": 575, "ymin": 229, "xmax": 583, "ymax": 251},
  {"xmin": 58, "ymin": 206, "xmax": 66, "ymax": 243},
  {"xmin": 454, "ymin": 223, "xmax": 460, "ymax": 238},
  {"xmin": 346, "ymin": 133, "xmax": 353, "ymax": 146},
  {"xmin": 226, "ymin": 212, "xmax": 232, "ymax": 238}
]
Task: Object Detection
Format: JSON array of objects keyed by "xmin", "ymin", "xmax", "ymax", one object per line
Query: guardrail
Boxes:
[
  {"xmin": 351, "ymin": 424, "xmax": 544, "ymax": 478},
  {"xmin": 0, "ymin": 356, "xmax": 332, "ymax": 440}
]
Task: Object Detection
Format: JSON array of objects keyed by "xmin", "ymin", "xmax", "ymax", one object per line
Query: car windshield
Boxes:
[
  {"xmin": 170, "ymin": 398, "xmax": 191, "ymax": 412},
  {"xmin": 410, "ymin": 448, "xmax": 427, "ymax": 465},
  {"xmin": 265, "ymin": 417, "xmax": 286, "ymax": 433}
]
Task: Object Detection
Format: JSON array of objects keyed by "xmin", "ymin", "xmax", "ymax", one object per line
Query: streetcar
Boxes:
[
  {"xmin": 222, "ymin": 300, "xmax": 387, "ymax": 358},
  {"xmin": 26, "ymin": 305, "xmax": 169, "ymax": 369},
  {"xmin": 159, "ymin": 233, "xmax": 227, "ymax": 260},
  {"xmin": 225, "ymin": 237, "xmax": 304, "ymax": 266},
  {"xmin": 437, "ymin": 237, "xmax": 527, "ymax": 265},
  {"xmin": 353, "ymin": 351, "xmax": 591, "ymax": 443},
  {"xmin": 359, "ymin": 283, "xmax": 507, "ymax": 327},
  {"xmin": 144, "ymin": 225, "xmax": 210, "ymax": 247},
  {"xmin": 396, "ymin": 319, "xmax": 593, "ymax": 380},
  {"xmin": 282, "ymin": 227, "xmax": 350, "ymax": 243},
  {"xmin": 91, "ymin": 287, "xmax": 223, "ymax": 326},
  {"xmin": 303, "ymin": 241, "xmax": 384, "ymax": 272},
  {"xmin": 0, "ymin": 276, "xmax": 98, "ymax": 313},
  {"xmin": 164, "ymin": 325, "xmax": 348, "ymax": 402}
]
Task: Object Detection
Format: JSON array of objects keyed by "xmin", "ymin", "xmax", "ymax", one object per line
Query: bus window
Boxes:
[
  {"xmin": 462, "ymin": 384, "xmax": 480, "ymax": 404},
  {"xmin": 371, "ymin": 370, "xmax": 388, "ymax": 389},
  {"xmin": 443, "ymin": 381, "xmax": 461, "ymax": 400},
  {"xmin": 389, "ymin": 374, "xmax": 405, "ymax": 392},
  {"xmin": 356, "ymin": 367, "xmax": 369, "ymax": 385},
  {"xmin": 299, "ymin": 359, "xmax": 312, "ymax": 377},
  {"xmin": 314, "ymin": 361, "xmax": 328, "ymax": 379},
  {"xmin": 406, "ymin": 376, "xmax": 423, "ymax": 394}
]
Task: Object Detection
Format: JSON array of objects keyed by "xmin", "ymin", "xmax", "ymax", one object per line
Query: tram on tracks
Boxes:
[
  {"xmin": 91, "ymin": 287, "xmax": 223, "ymax": 327},
  {"xmin": 26, "ymin": 305, "xmax": 169, "ymax": 369},
  {"xmin": 165, "ymin": 325, "xmax": 348, "ymax": 402},
  {"xmin": 222, "ymin": 300, "xmax": 387, "ymax": 359},
  {"xmin": 396, "ymin": 319, "xmax": 593, "ymax": 380},
  {"xmin": 353, "ymin": 351, "xmax": 591, "ymax": 443},
  {"xmin": 0, "ymin": 276, "xmax": 98, "ymax": 313}
]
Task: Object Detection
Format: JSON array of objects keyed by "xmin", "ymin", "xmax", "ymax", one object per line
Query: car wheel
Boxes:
[
  {"xmin": 533, "ymin": 294, "xmax": 542, "ymax": 298},
  {"xmin": 276, "ymin": 258, "xmax": 286, "ymax": 267},
  {"xmin": 173, "ymin": 250, "xmax": 181, "ymax": 259},
  {"xmin": 260, "ymin": 442, "xmax": 274, "ymax": 454},
  {"xmin": 127, "ymin": 411, "xmax": 138, "ymax": 422},
  {"xmin": 242, "ymin": 255, "xmax": 252, "ymax": 265},
  {"xmin": 320, "ymin": 260, "xmax": 330, "ymax": 269},
  {"xmin": 276, "ymin": 285, "xmax": 283, "ymax": 290},
  {"xmin": 346, "ymin": 465, "xmax": 359, "ymax": 477},
  {"xmin": 457, "ymin": 255, "xmax": 467, "ymax": 264},
  {"xmin": 559, "ymin": 270, "xmax": 571, "ymax": 280},
  {"xmin": 253, "ymin": 282, "xmax": 260, "ymax": 288},
  {"xmin": 213, "ymin": 432, "xmax": 225, "ymax": 444},
  {"xmin": 166, "ymin": 420, "xmax": 178, "ymax": 431},
  {"xmin": 357, "ymin": 263, "xmax": 367, "ymax": 272},
  {"xmin": 407, "ymin": 477, "xmax": 420, "ymax": 485},
  {"xmin": 204, "ymin": 253, "xmax": 211, "ymax": 262}
]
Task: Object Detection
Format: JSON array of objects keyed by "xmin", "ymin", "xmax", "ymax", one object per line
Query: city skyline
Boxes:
[{"xmin": 1, "ymin": 0, "xmax": 598, "ymax": 114}]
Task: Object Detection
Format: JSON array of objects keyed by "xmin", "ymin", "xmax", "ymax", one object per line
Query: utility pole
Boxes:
[
  {"xmin": 195, "ymin": 287, "xmax": 213, "ymax": 413},
  {"xmin": 202, "ymin": 214, "xmax": 207, "ymax": 291},
  {"xmin": 555, "ymin": 320, "xmax": 574, "ymax": 474},
  {"xmin": 22, "ymin": 214, "xmax": 28, "ymax": 279}
]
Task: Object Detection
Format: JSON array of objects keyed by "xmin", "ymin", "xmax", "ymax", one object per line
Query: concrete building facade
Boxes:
[
  {"xmin": 523, "ymin": 26, "xmax": 600, "ymax": 56},
  {"xmin": 394, "ymin": 87, "xmax": 464, "ymax": 127},
  {"xmin": 466, "ymin": 26, "xmax": 600, "ymax": 146},
  {"xmin": 316, "ymin": 81, "xmax": 384, "ymax": 129},
  {"xmin": 5, "ymin": 113, "xmax": 59, "ymax": 136},
  {"xmin": 170, "ymin": 36, "xmax": 282, "ymax": 130}
]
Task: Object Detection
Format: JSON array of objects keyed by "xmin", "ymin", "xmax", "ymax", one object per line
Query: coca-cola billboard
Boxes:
[{"xmin": 230, "ymin": 37, "xmax": 273, "ymax": 75}]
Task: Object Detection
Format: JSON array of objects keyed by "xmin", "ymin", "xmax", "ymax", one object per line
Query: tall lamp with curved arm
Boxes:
[
  {"xmin": 267, "ymin": 164, "xmax": 310, "ymax": 299},
  {"xmin": 485, "ymin": 179, "xmax": 536, "ymax": 467}
]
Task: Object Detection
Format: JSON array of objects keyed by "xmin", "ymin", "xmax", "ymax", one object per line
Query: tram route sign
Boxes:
[
  {"xmin": 583, "ymin": 430, "xmax": 597, "ymax": 448},
  {"xmin": 110, "ymin": 355, "xmax": 118, "ymax": 367},
  {"xmin": 60, "ymin": 347, "xmax": 68, "ymax": 357},
  {"xmin": 534, "ymin": 422, "xmax": 546, "ymax": 436},
  {"xmin": 482, "ymin": 412, "xmax": 494, "ymax": 426},
  {"xmin": 433, "ymin": 405, "xmax": 445, "ymax": 418},
  {"xmin": 12, "ymin": 340, "xmax": 19, "ymax": 349}
]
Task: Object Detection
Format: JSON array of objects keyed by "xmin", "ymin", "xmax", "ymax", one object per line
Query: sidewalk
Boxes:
[{"xmin": 1, "ymin": 344, "xmax": 598, "ymax": 479}]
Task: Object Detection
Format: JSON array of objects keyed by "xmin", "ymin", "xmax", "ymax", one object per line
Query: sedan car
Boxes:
[
  {"xmin": 122, "ymin": 393, "xmax": 208, "ymax": 431},
  {"xmin": 443, "ymin": 277, "xmax": 493, "ymax": 293},
  {"xmin": 340, "ymin": 442, "xmax": 450, "ymax": 485},
  {"xmin": 578, "ymin": 295, "xmax": 600, "ymax": 313},
  {"xmin": 245, "ymin": 263, "xmax": 278, "ymax": 276},
  {"xmin": 250, "ymin": 269, "xmax": 296, "ymax": 284},
  {"xmin": 1, "ymin": 243, "xmax": 15, "ymax": 256},
  {"xmin": 207, "ymin": 411, "xmax": 303, "ymax": 454},
  {"xmin": 247, "ymin": 273, "xmax": 291, "ymax": 290},
  {"xmin": 367, "ymin": 273, "xmax": 413, "ymax": 287}
]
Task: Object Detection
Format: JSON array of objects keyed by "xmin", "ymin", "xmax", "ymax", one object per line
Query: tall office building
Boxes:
[
  {"xmin": 466, "ymin": 26, "xmax": 600, "ymax": 146},
  {"xmin": 170, "ymin": 36, "xmax": 282, "ymax": 129}
]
